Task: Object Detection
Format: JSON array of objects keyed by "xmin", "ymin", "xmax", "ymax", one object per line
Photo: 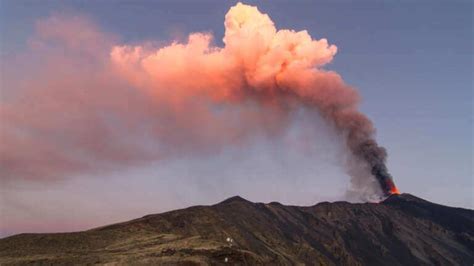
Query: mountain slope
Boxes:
[{"xmin": 1, "ymin": 194, "xmax": 473, "ymax": 265}]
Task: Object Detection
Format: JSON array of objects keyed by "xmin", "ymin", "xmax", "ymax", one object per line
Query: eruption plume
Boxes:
[
  {"xmin": 0, "ymin": 3, "xmax": 398, "ymax": 198},
  {"xmin": 111, "ymin": 3, "xmax": 399, "ymax": 196}
]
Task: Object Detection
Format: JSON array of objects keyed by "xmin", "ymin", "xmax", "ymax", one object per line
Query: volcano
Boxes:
[{"xmin": 1, "ymin": 193, "xmax": 472, "ymax": 265}]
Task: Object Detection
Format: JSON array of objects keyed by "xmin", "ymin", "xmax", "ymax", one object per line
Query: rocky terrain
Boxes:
[{"xmin": 1, "ymin": 193, "xmax": 473, "ymax": 265}]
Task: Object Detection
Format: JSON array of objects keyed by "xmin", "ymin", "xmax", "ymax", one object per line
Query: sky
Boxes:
[{"xmin": 0, "ymin": 0, "xmax": 472, "ymax": 237}]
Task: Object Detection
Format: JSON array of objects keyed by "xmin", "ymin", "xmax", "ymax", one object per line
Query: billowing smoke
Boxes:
[
  {"xmin": 0, "ymin": 3, "xmax": 398, "ymax": 198},
  {"xmin": 110, "ymin": 3, "xmax": 399, "ymax": 196}
]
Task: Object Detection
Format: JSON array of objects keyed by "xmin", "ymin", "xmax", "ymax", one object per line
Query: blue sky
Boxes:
[{"xmin": 0, "ymin": 0, "xmax": 472, "ymax": 236}]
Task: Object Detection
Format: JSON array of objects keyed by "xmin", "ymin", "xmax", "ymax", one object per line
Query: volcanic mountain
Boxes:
[{"xmin": 1, "ymin": 193, "xmax": 473, "ymax": 265}]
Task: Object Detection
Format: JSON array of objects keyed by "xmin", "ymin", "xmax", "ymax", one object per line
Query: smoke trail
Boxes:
[
  {"xmin": 111, "ymin": 3, "xmax": 399, "ymax": 196},
  {"xmin": 0, "ymin": 3, "xmax": 398, "ymax": 198}
]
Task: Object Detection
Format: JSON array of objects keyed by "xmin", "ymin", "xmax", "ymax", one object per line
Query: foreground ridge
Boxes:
[{"xmin": 1, "ymin": 194, "xmax": 473, "ymax": 265}]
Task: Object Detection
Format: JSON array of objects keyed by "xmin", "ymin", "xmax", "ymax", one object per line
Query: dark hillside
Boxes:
[{"xmin": 1, "ymin": 193, "xmax": 473, "ymax": 265}]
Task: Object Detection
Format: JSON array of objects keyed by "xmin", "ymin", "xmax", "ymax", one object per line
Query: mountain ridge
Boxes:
[{"xmin": 1, "ymin": 193, "xmax": 473, "ymax": 265}]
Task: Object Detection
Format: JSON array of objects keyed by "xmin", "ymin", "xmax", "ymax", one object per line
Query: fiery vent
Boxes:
[{"xmin": 384, "ymin": 178, "xmax": 401, "ymax": 195}]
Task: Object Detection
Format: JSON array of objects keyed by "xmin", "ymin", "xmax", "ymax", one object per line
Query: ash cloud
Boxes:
[{"xmin": 0, "ymin": 3, "xmax": 397, "ymax": 199}]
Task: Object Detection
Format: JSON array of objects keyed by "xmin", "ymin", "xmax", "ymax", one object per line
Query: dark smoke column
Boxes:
[
  {"xmin": 330, "ymin": 104, "xmax": 400, "ymax": 197},
  {"xmin": 356, "ymin": 140, "xmax": 400, "ymax": 196},
  {"xmin": 287, "ymin": 68, "xmax": 401, "ymax": 197}
]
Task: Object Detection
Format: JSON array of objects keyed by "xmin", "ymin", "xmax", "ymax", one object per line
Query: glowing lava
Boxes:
[
  {"xmin": 385, "ymin": 179, "xmax": 400, "ymax": 195},
  {"xmin": 390, "ymin": 186, "xmax": 401, "ymax": 195}
]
